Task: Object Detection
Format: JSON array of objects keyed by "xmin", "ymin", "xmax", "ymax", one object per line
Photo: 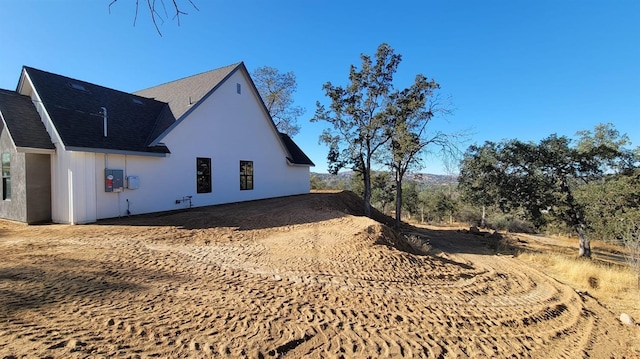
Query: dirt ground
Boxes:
[{"xmin": 0, "ymin": 191, "xmax": 638, "ymax": 358}]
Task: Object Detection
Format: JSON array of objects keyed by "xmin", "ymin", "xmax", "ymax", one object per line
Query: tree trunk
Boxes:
[
  {"xmin": 362, "ymin": 163, "xmax": 372, "ymax": 218},
  {"xmin": 363, "ymin": 178, "xmax": 371, "ymax": 218},
  {"xmin": 481, "ymin": 205, "xmax": 486, "ymax": 228},
  {"xmin": 394, "ymin": 180, "xmax": 403, "ymax": 228},
  {"xmin": 577, "ymin": 226, "xmax": 591, "ymax": 258}
]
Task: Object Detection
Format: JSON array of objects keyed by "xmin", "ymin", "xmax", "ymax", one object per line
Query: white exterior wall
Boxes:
[
  {"xmin": 18, "ymin": 72, "xmax": 88, "ymax": 224},
  {"xmin": 156, "ymin": 70, "xmax": 310, "ymax": 205},
  {"xmin": 51, "ymin": 150, "xmax": 98, "ymax": 224},
  {"xmin": 81, "ymin": 69, "xmax": 310, "ymax": 221},
  {"xmin": 22, "ymin": 67, "xmax": 310, "ymax": 223}
]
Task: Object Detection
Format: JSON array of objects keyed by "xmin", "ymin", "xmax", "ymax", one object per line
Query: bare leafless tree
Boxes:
[{"xmin": 108, "ymin": 0, "xmax": 199, "ymax": 36}]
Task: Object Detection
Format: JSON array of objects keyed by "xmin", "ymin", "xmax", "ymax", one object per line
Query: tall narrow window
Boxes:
[
  {"xmin": 196, "ymin": 157, "xmax": 211, "ymax": 193},
  {"xmin": 2, "ymin": 153, "xmax": 10, "ymax": 200},
  {"xmin": 240, "ymin": 160, "xmax": 253, "ymax": 190}
]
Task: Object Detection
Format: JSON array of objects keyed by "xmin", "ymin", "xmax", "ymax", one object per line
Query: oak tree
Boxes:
[
  {"xmin": 252, "ymin": 66, "xmax": 304, "ymax": 136},
  {"xmin": 312, "ymin": 43, "xmax": 401, "ymax": 217},
  {"xmin": 458, "ymin": 124, "xmax": 634, "ymax": 257},
  {"xmin": 385, "ymin": 77, "xmax": 460, "ymax": 227}
]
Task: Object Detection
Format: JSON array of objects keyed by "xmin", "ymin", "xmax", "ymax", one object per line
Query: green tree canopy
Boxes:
[
  {"xmin": 312, "ymin": 43, "xmax": 402, "ymax": 217},
  {"xmin": 252, "ymin": 66, "xmax": 304, "ymax": 136},
  {"xmin": 458, "ymin": 123, "xmax": 635, "ymax": 257}
]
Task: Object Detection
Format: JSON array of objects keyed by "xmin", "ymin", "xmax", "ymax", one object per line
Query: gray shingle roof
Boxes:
[
  {"xmin": 0, "ymin": 88, "xmax": 55, "ymax": 151},
  {"xmin": 135, "ymin": 62, "xmax": 240, "ymax": 119},
  {"xmin": 24, "ymin": 67, "xmax": 170, "ymax": 155},
  {"xmin": 18, "ymin": 64, "xmax": 313, "ymax": 166}
]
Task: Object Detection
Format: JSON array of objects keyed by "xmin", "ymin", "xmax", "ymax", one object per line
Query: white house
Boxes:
[{"xmin": 0, "ymin": 62, "xmax": 314, "ymax": 224}]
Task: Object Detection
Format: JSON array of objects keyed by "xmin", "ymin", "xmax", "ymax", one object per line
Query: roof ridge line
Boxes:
[{"xmin": 135, "ymin": 62, "xmax": 243, "ymax": 93}]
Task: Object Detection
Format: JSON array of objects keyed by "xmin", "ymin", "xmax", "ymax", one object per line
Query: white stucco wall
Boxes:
[{"xmin": 84, "ymin": 69, "xmax": 310, "ymax": 221}]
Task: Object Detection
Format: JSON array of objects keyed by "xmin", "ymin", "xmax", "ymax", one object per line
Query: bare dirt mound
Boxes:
[{"xmin": 0, "ymin": 191, "xmax": 637, "ymax": 358}]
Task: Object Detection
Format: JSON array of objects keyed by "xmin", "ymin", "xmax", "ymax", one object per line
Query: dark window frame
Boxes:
[
  {"xmin": 2, "ymin": 153, "xmax": 10, "ymax": 200},
  {"xmin": 196, "ymin": 157, "xmax": 212, "ymax": 193},
  {"xmin": 240, "ymin": 160, "xmax": 253, "ymax": 190}
]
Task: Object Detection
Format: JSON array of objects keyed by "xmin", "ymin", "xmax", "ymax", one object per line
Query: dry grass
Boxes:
[{"xmin": 517, "ymin": 251, "xmax": 640, "ymax": 320}]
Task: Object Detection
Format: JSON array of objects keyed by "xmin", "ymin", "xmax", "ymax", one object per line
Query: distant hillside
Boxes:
[{"xmin": 311, "ymin": 171, "xmax": 458, "ymax": 186}]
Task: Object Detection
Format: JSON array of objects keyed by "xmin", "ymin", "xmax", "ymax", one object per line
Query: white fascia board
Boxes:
[
  {"xmin": 15, "ymin": 147, "xmax": 55, "ymax": 154},
  {"xmin": 149, "ymin": 64, "xmax": 244, "ymax": 147},
  {"xmin": 65, "ymin": 146, "xmax": 169, "ymax": 157},
  {"xmin": 239, "ymin": 67, "xmax": 297, "ymax": 163},
  {"xmin": 286, "ymin": 158, "xmax": 313, "ymax": 167},
  {"xmin": 19, "ymin": 69, "xmax": 66, "ymax": 151},
  {"xmin": 0, "ymin": 111, "xmax": 18, "ymax": 152}
]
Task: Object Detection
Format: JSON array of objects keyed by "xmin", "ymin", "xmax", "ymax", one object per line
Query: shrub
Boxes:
[
  {"xmin": 487, "ymin": 214, "xmax": 536, "ymax": 234},
  {"xmin": 456, "ymin": 206, "xmax": 482, "ymax": 226}
]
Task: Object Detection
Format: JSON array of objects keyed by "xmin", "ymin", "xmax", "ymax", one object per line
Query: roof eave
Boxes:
[
  {"xmin": 0, "ymin": 111, "xmax": 18, "ymax": 152},
  {"xmin": 286, "ymin": 158, "xmax": 315, "ymax": 167},
  {"xmin": 19, "ymin": 68, "xmax": 67, "ymax": 151},
  {"xmin": 65, "ymin": 146, "xmax": 170, "ymax": 157},
  {"xmin": 16, "ymin": 147, "xmax": 55, "ymax": 154}
]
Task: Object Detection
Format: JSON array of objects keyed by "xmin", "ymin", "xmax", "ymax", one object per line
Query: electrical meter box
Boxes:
[
  {"xmin": 127, "ymin": 175, "xmax": 140, "ymax": 190},
  {"xmin": 105, "ymin": 169, "xmax": 124, "ymax": 192}
]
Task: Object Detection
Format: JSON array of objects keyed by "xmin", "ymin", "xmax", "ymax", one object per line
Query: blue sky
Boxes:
[{"xmin": 1, "ymin": 1, "xmax": 638, "ymax": 174}]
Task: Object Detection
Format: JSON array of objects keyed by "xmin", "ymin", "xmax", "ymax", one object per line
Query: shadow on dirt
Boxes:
[
  {"xmin": 96, "ymin": 191, "xmax": 510, "ymax": 258},
  {"xmin": 97, "ymin": 191, "xmax": 394, "ymax": 231},
  {"xmin": 407, "ymin": 225, "xmax": 518, "ymax": 256},
  {"xmin": 0, "ymin": 258, "xmax": 186, "ymax": 316}
]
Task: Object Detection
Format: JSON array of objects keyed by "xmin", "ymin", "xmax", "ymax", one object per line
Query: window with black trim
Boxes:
[
  {"xmin": 2, "ymin": 153, "xmax": 10, "ymax": 200},
  {"xmin": 240, "ymin": 160, "xmax": 253, "ymax": 190},
  {"xmin": 196, "ymin": 157, "xmax": 211, "ymax": 193}
]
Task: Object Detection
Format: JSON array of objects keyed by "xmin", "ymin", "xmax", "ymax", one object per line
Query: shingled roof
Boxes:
[
  {"xmin": 17, "ymin": 64, "xmax": 313, "ymax": 166},
  {"xmin": 23, "ymin": 67, "xmax": 170, "ymax": 155},
  {"xmin": 0, "ymin": 89, "xmax": 54, "ymax": 151},
  {"xmin": 279, "ymin": 133, "xmax": 315, "ymax": 166}
]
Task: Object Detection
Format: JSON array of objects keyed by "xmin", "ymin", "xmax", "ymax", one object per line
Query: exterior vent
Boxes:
[
  {"xmin": 237, "ymin": 83, "xmax": 241, "ymax": 94},
  {"xmin": 69, "ymin": 82, "xmax": 87, "ymax": 92}
]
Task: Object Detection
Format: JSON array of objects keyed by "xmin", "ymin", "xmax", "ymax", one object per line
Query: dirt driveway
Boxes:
[{"xmin": 0, "ymin": 192, "xmax": 637, "ymax": 358}]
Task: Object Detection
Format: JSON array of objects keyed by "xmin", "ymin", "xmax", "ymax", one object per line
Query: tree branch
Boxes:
[{"xmin": 109, "ymin": 0, "xmax": 199, "ymax": 36}]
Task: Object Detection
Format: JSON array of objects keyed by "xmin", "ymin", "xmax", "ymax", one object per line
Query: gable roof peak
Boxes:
[{"xmin": 134, "ymin": 62, "xmax": 245, "ymax": 145}]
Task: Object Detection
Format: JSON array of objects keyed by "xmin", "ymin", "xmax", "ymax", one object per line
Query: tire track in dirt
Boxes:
[{"xmin": 0, "ymin": 192, "xmax": 637, "ymax": 358}]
